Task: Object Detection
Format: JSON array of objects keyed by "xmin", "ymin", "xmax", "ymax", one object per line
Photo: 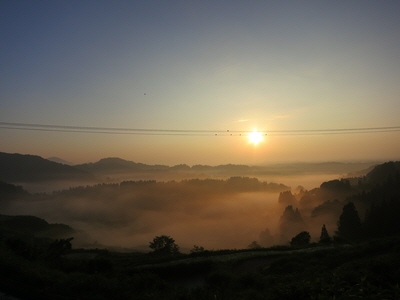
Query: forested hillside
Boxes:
[{"xmin": 0, "ymin": 152, "xmax": 95, "ymax": 182}]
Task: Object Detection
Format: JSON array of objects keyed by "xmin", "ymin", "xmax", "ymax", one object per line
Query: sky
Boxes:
[{"xmin": 1, "ymin": 1, "xmax": 400, "ymax": 166}]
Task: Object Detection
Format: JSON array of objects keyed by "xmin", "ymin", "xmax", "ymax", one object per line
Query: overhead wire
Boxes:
[{"xmin": 0, "ymin": 121, "xmax": 400, "ymax": 136}]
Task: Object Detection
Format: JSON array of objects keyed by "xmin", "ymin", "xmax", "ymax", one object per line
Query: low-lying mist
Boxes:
[
  {"xmin": 2, "ymin": 175, "xmax": 348, "ymax": 251},
  {"xmin": 3, "ymin": 173, "xmax": 358, "ymax": 251},
  {"xmin": 1, "ymin": 152, "xmax": 382, "ymax": 251}
]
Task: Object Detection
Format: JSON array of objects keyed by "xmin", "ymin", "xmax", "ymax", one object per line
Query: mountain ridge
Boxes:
[
  {"xmin": 0, "ymin": 152, "xmax": 95, "ymax": 183},
  {"xmin": 75, "ymin": 157, "xmax": 379, "ymax": 177},
  {"xmin": 47, "ymin": 156, "xmax": 73, "ymax": 165},
  {"xmin": 0, "ymin": 151, "xmax": 385, "ymax": 185}
]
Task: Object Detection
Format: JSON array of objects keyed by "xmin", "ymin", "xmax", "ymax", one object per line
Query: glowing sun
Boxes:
[{"xmin": 248, "ymin": 130, "xmax": 263, "ymax": 145}]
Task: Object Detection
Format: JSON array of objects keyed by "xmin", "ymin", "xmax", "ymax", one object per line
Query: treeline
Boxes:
[
  {"xmin": 0, "ymin": 214, "xmax": 74, "ymax": 240},
  {"xmin": 274, "ymin": 162, "xmax": 400, "ymax": 245},
  {"xmin": 51, "ymin": 177, "xmax": 289, "ymax": 197},
  {"xmin": 2, "ymin": 222, "xmax": 400, "ymax": 300}
]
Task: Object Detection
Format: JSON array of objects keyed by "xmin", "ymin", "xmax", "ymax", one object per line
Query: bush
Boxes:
[{"xmin": 290, "ymin": 231, "xmax": 311, "ymax": 247}]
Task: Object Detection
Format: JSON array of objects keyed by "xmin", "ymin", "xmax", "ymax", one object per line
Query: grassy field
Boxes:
[{"xmin": 1, "ymin": 236, "xmax": 400, "ymax": 299}]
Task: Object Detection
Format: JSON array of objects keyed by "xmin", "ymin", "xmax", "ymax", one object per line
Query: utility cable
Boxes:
[{"xmin": 1, "ymin": 121, "xmax": 400, "ymax": 136}]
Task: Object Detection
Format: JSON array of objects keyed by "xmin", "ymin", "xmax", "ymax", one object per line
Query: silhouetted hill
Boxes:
[
  {"xmin": 320, "ymin": 179, "xmax": 351, "ymax": 191},
  {"xmin": 0, "ymin": 214, "xmax": 74, "ymax": 239},
  {"xmin": 75, "ymin": 158, "xmax": 376, "ymax": 179},
  {"xmin": 47, "ymin": 156, "xmax": 73, "ymax": 165},
  {"xmin": 345, "ymin": 165, "xmax": 376, "ymax": 177},
  {"xmin": 0, "ymin": 181, "xmax": 30, "ymax": 201},
  {"xmin": 75, "ymin": 158, "xmax": 255, "ymax": 175},
  {"xmin": 366, "ymin": 161, "xmax": 400, "ymax": 185},
  {"xmin": 0, "ymin": 152, "xmax": 95, "ymax": 182},
  {"xmin": 75, "ymin": 157, "xmax": 170, "ymax": 174},
  {"xmin": 192, "ymin": 164, "xmax": 251, "ymax": 172}
]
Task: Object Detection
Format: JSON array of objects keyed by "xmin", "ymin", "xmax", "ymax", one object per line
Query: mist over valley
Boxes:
[
  {"xmin": 1, "ymin": 153, "xmax": 400, "ymax": 299},
  {"xmin": 0, "ymin": 151, "xmax": 387, "ymax": 251}
]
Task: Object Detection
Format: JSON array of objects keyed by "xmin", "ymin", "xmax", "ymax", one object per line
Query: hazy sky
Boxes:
[{"xmin": 1, "ymin": 1, "xmax": 400, "ymax": 165}]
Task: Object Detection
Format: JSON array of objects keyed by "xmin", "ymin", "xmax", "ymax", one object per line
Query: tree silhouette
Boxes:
[
  {"xmin": 290, "ymin": 231, "xmax": 311, "ymax": 247},
  {"xmin": 47, "ymin": 237, "xmax": 74, "ymax": 259},
  {"xmin": 336, "ymin": 202, "xmax": 362, "ymax": 241},
  {"xmin": 279, "ymin": 205, "xmax": 307, "ymax": 244},
  {"xmin": 320, "ymin": 179, "xmax": 351, "ymax": 191},
  {"xmin": 190, "ymin": 245, "xmax": 205, "ymax": 254},
  {"xmin": 248, "ymin": 241, "xmax": 262, "ymax": 249},
  {"xmin": 149, "ymin": 235, "xmax": 180, "ymax": 254},
  {"xmin": 319, "ymin": 224, "xmax": 331, "ymax": 243},
  {"xmin": 278, "ymin": 190, "xmax": 297, "ymax": 206}
]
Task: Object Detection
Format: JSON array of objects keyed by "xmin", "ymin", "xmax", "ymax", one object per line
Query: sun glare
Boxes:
[{"xmin": 248, "ymin": 130, "xmax": 263, "ymax": 145}]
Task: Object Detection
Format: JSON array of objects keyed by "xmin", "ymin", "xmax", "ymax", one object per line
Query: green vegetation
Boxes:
[
  {"xmin": 290, "ymin": 231, "xmax": 311, "ymax": 247},
  {"xmin": 319, "ymin": 224, "xmax": 331, "ymax": 243},
  {"xmin": 1, "ymin": 235, "xmax": 400, "ymax": 299},
  {"xmin": 149, "ymin": 235, "xmax": 180, "ymax": 255}
]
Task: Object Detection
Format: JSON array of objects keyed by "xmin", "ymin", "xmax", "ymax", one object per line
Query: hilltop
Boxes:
[
  {"xmin": 0, "ymin": 152, "xmax": 95, "ymax": 183},
  {"xmin": 0, "ymin": 152, "xmax": 379, "ymax": 191}
]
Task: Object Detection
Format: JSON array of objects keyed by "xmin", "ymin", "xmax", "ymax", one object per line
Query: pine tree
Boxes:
[
  {"xmin": 336, "ymin": 202, "xmax": 362, "ymax": 241},
  {"xmin": 278, "ymin": 190, "xmax": 297, "ymax": 205},
  {"xmin": 319, "ymin": 224, "xmax": 331, "ymax": 243},
  {"xmin": 279, "ymin": 205, "xmax": 307, "ymax": 244}
]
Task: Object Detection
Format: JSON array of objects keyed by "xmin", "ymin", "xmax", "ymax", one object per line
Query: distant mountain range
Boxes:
[
  {"xmin": 74, "ymin": 157, "xmax": 379, "ymax": 178},
  {"xmin": 73, "ymin": 157, "xmax": 258, "ymax": 175},
  {"xmin": 0, "ymin": 152, "xmax": 94, "ymax": 182},
  {"xmin": 0, "ymin": 151, "xmax": 386, "ymax": 185},
  {"xmin": 75, "ymin": 157, "xmax": 170, "ymax": 173},
  {"xmin": 47, "ymin": 157, "xmax": 73, "ymax": 165}
]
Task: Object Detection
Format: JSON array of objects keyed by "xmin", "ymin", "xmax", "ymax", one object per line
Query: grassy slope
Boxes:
[{"xmin": 1, "ymin": 237, "xmax": 400, "ymax": 300}]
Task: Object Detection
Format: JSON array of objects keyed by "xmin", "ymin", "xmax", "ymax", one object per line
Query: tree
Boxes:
[
  {"xmin": 248, "ymin": 241, "xmax": 262, "ymax": 249},
  {"xmin": 47, "ymin": 237, "xmax": 74, "ymax": 259},
  {"xmin": 290, "ymin": 231, "xmax": 311, "ymax": 247},
  {"xmin": 279, "ymin": 205, "xmax": 307, "ymax": 244},
  {"xmin": 278, "ymin": 190, "xmax": 297, "ymax": 206},
  {"xmin": 336, "ymin": 201, "xmax": 362, "ymax": 241},
  {"xmin": 320, "ymin": 179, "xmax": 351, "ymax": 191},
  {"xmin": 319, "ymin": 224, "xmax": 331, "ymax": 243},
  {"xmin": 190, "ymin": 245, "xmax": 205, "ymax": 254},
  {"xmin": 149, "ymin": 235, "xmax": 180, "ymax": 254}
]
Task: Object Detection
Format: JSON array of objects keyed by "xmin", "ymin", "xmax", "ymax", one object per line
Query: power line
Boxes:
[
  {"xmin": 0, "ymin": 121, "xmax": 220, "ymax": 133},
  {"xmin": 267, "ymin": 129, "xmax": 400, "ymax": 136},
  {"xmin": 266, "ymin": 126, "xmax": 400, "ymax": 133},
  {"xmin": 0, "ymin": 121, "xmax": 400, "ymax": 136},
  {"xmin": 0, "ymin": 122, "xmax": 252, "ymax": 136},
  {"xmin": 0, "ymin": 126, "xmax": 216, "ymax": 136}
]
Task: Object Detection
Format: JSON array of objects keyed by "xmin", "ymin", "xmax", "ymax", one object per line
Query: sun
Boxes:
[{"xmin": 248, "ymin": 130, "xmax": 263, "ymax": 145}]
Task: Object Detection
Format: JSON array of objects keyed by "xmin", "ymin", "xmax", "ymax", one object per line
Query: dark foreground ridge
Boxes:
[{"xmin": 1, "ymin": 231, "xmax": 400, "ymax": 299}]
